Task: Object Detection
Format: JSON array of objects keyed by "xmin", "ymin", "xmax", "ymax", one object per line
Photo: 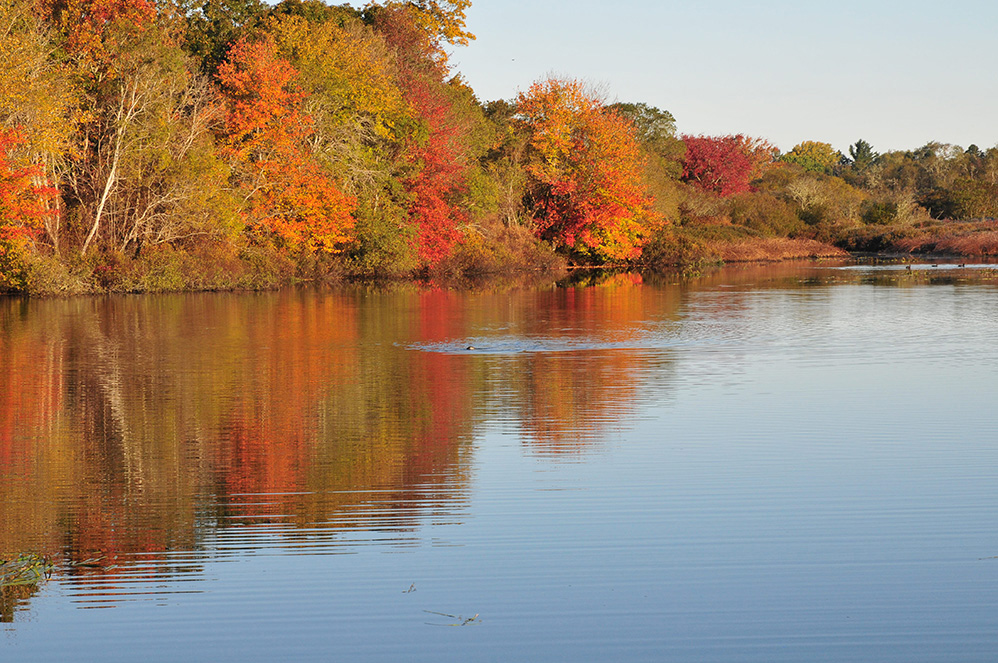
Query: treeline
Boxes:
[{"xmin": 2, "ymin": 0, "xmax": 997, "ymax": 293}]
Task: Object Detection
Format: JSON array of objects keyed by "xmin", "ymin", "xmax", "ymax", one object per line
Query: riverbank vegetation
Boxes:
[{"xmin": 2, "ymin": 0, "xmax": 997, "ymax": 294}]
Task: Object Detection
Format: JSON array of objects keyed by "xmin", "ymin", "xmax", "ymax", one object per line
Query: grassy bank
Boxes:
[
  {"xmin": 9, "ymin": 223, "xmax": 569, "ymax": 296},
  {"xmin": 838, "ymin": 218, "xmax": 998, "ymax": 256},
  {"xmin": 638, "ymin": 224, "xmax": 847, "ymax": 271},
  {"xmin": 9, "ymin": 216, "xmax": 998, "ymax": 297}
]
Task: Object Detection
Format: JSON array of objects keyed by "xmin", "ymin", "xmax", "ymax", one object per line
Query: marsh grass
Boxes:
[
  {"xmin": 0, "ymin": 554, "xmax": 52, "ymax": 587},
  {"xmin": 840, "ymin": 219, "xmax": 998, "ymax": 256}
]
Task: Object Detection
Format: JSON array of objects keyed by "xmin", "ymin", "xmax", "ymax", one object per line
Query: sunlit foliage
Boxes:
[
  {"xmin": 216, "ymin": 35, "xmax": 355, "ymax": 252},
  {"xmin": 680, "ymin": 134, "xmax": 776, "ymax": 197},
  {"xmin": 780, "ymin": 140, "xmax": 841, "ymax": 174},
  {"xmin": 0, "ymin": 129, "xmax": 55, "ymax": 288},
  {"xmin": 515, "ymin": 77, "xmax": 656, "ymax": 262}
]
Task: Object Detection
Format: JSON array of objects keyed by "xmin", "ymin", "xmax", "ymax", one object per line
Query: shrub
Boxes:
[{"xmin": 726, "ymin": 192, "xmax": 804, "ymax": 236}]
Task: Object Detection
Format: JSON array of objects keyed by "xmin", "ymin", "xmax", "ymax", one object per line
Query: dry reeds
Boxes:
[{"xmin": 708, "ymin": 237, "xmax": 847, "ymax": 262}]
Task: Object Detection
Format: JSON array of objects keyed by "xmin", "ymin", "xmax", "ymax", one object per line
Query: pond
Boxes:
[{"xmin": 3, "ymin": 262, "xmax": 998, "ymax": 661}]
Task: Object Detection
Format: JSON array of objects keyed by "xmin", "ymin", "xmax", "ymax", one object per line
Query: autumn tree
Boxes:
[
  {"xmin": 216, "ymin": 34, "xmax": 355, "ymax": 253},
  {"xmin": 51, "ymin": 6, "xmax": 238, "ymax": 257},
  {"xmin": 0, "ymin": 129, "xmax": 56, "ymax": 289},
  {"xmin": 680, "ymin": 134, "xmax": 775, "ymax": 197},
  {"xmin": 0, "ymin": 0, "xmax": 76, "ymax": 251},
  {"xmin": 375, "ymin": 7, "xmax": 476, "ymax": 267},
  {"xmin": 780, "ymin": 140, "xmax": 841, "ymax": 174},
  {"xmin": 41, "ymin": 0, "xmax": 156, "ymax": 75},
  {"xmin": 515, "ymin": 77, "xmax": 656, "ymax": 262},
  {"xmin": 267, "ymin": 11, "xmax": 417, "ymax": 270},
  {"xmin": 375, "ymin": 0, "xmax": 474, "ymax": 45}
]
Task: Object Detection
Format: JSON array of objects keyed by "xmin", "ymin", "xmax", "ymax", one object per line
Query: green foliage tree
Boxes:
[
  {"xmin": 183, "ymin": 0, "xmax": 266, "ymax": 73},
  {"xmin": 848, "ymin": 139, "xmax": 878, "ymax": 171},
  {"xmin": 267, "ymin": 10, "xmax": 417, "ymax": 272},
  {"xmin": 780, "ymin": 140, "xmax": 840, "ymax": 173},
  {"xmin": 607, "ymin": 103, "xmax": 676, "ymax": 152}
]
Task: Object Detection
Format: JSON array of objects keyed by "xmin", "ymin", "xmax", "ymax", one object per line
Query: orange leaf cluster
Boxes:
[
  {"xmin": 0, "ymin": 128, "xmax": 55, "ymax": 288},
  {"xmin": 42, "ymin": 0, "xmax": 156, "ymax": 73},
  {"xmin": 516, "ymin": 78, "xmax": 655, "ymax": 262},
  {"xmin": 0, "ymin": 128, "xmax": 54, "ymax": 237},
  {"xmin": 217, "ymin": 36, "xmax": 354, "ymax": 252}
]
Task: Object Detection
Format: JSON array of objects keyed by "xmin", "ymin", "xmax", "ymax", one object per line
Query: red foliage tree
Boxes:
[
  {"xmin": 0, "ymin": 129, "xmax": 52, "ymax": 229},
  {"xmin": 216, "ymin": 36, "xmax": 355, "ymax": 252},
  {"xmin": 0, "ymin": 128, "xmax": 56, "ymax": 288},
  {"xmin": 375, "ymin": 8, "xmax": 470, "ymax": 267},
  {"xmin": 680, "ymin": 134, "xmax": 776, "ymax": 197}
]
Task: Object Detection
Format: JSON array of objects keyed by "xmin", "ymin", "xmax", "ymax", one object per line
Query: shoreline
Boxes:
[{"xmin": 6, "ymin": 243, "xmax": 998, "ymax": 299}]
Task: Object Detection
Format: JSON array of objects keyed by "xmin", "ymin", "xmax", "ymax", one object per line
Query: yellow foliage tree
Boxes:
[
  {"xmin": 268, "ymin": 14, "xmax": 413, "ymax": 193},
  {"xmin": 0, "ymin": 0, "xmax": 77, "ymax": 249},
  {"xmin": 375, "ymin": 0, "xmax": 474, "ymax": 45}
]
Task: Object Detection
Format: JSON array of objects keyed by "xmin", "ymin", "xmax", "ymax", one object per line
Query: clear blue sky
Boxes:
[{"xmin": 449, "ymin": 0, "xmax": 998, "ymax": 154}]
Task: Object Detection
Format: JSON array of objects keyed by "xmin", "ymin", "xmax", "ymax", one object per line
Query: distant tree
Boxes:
[
  {"xmin": 848, "ymin": 139, "xmax": 878, "ymax": 171},
  {"xmin": 781, "ymin": 140, "xmax": 841, "ymax": 173},
  {"xmin": 607, "ymin": 103, "xmax": 676, "ymax": 150},
  {"xmin": 680, "ymin": 134, "xmax": 775, "ymax": 197},
  {"xmin": 922, "ymin": 179, "xmax": 998, "ymax": 220}
]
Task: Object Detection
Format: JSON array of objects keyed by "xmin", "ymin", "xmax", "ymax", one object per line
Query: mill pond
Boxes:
[{"xmin": 3, "ymin": 261, "xmax": 998, "ymax": 662}]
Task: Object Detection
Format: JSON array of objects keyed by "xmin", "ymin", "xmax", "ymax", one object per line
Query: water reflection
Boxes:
[
  {"xmin": 0, "ymin": 277, "xmax": 687, "ymax": 615},
  {"xmin": 3, "ymin": 261, "xmax": 997, "ymax": 625}
]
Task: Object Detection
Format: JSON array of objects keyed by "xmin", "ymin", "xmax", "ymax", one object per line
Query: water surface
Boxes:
[{"xmin": 3, "ymin": 263, "xmax": 998, "ymax": 661}]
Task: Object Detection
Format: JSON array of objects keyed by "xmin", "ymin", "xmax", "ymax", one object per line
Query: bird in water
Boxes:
[{"xmin": 466, "ymin": 345, "xmax": 476, "ymax": 350}]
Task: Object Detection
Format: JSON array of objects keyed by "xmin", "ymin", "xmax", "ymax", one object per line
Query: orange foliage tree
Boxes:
[
  {"xmin": 515, "ymin": 77, "xmax": 656, "ymax": 262},
  {"xmin": 41, "ymin": 0, "xmax": 156, "ymax": 75},
  {"xmin": 216, "ymin": 35, "xmax": 355, "ymax": 252}
]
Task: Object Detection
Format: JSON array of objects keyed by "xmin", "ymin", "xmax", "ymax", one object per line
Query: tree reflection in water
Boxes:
[{"xmin": 0, "ymin": 272, "xmax": 701, "ymax": 613}]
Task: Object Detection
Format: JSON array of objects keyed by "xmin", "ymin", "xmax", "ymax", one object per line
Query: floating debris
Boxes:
[
  {"xmin": 423, "ymin": 610, "xmax": 481, "ymax": 626},
  {"xmin": 0, "ymin": 554, "xmax": 53, "ymax": 588}
]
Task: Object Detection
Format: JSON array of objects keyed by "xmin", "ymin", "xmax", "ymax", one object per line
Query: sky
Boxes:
[{"xmin": 448, "ymin": 0, "xmax": 998, "ymax": 154}]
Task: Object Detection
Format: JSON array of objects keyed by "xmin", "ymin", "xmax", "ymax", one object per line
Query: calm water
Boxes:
[{"xmin": 3, "ymin": 263, "xmax": 998, "ymax": 661}]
